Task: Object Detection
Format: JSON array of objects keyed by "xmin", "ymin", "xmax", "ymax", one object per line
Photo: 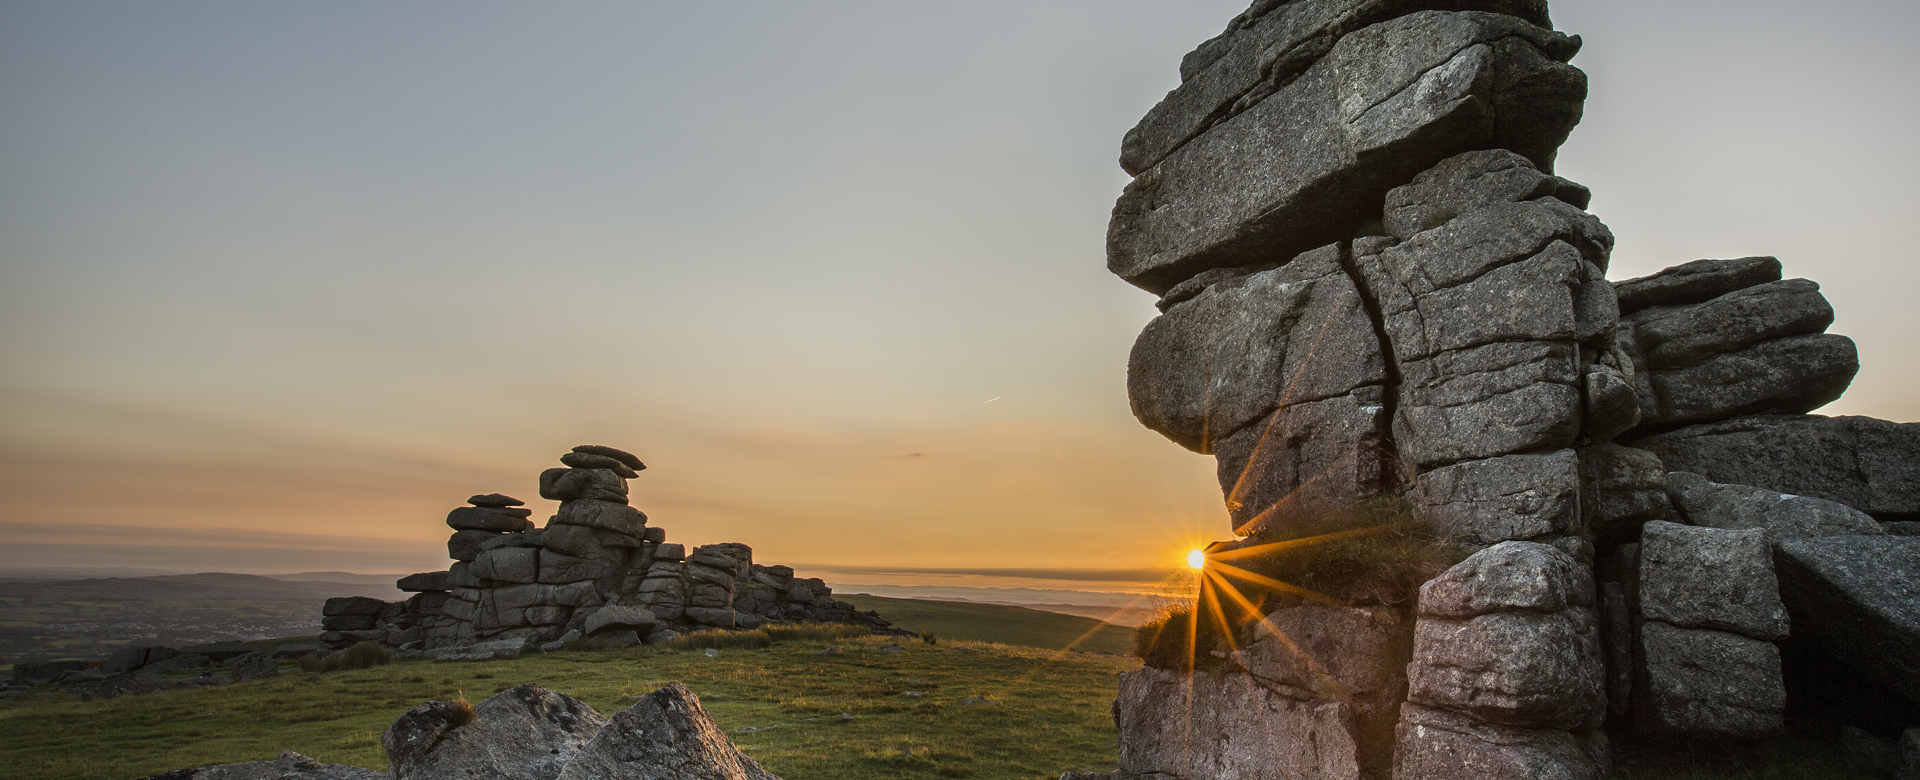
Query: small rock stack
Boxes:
[
  {"xmin": 1102, "ymin": 1, "xmax": 1920, "ymax": 777},
  {"xmin": 320, "ymin": 444, "xmax": 887, "ymax": 655}
]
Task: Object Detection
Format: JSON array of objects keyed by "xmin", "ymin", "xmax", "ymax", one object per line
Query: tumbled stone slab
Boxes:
[
  {"xmin": 1115, "ymin": 666, "xmax": 1365, "ymax": 780},
  {"xmin": 1636, "ymin": 521, "xmax": 1788, "ymax": 641},
  {"xmin": 1775, "ymin": 535, "xmax": 1920, "ymax": 703},
  {"xmin": 1638, "ymin": 333, "xmax": 1857, "ymax": 430},
  {"xmin": 1612, "ymin": 256, "xmax": 1781, "ymax": 316},
  {"xmin": 1122, "ymin": 0, "xmax": 1554, "ymax": 176},
  {"xmin": 1665, "ymin": 471, "xmax": 1883, "ymax": 539},
  {"xmin": 1633, "ymin": 621, "xmax": 1784, "ymax": 739},
  {"xmin": 1109, "ymin": 11, "xmax": 1585, "ymax": 294},
  {"xmin": 1128, "ymin": 243, "xmax": 1384, "ymax": 452},
  {"xmin": 1418, "ymin": 541, "xmax": 1592, "ymax": 619},
  {"xmin": 1636, "ymin": 415, "xmax": 1920, "ymax": 519},
  {"xmin": 1410, "ymin": 450, "xmax": 1580, "ymax": 545},
  {"xmin": 1394, "ymin": 704, "xmax": 1605, "ymax": 780},
  {"xmin": 1382, "ymin": 149, "xmax": 1589, "ymax": 240},
  {"xmin": 1624, "ymin": 278, "xmax": 1832, "ymax": 369}
]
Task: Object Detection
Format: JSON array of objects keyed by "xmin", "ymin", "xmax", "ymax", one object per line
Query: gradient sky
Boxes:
[{"xmin": 2, "ymin": 0, "xmax": 1916, "ymax": 587}]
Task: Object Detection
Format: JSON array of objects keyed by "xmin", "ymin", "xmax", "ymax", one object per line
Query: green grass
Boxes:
[
  {"xmin": 0, "ymin": 633, "xmax": 1135, "ymax": 780},
  {"xmin": 835, "ymin": 595, "xmax": 1134, "ymax": 656}
]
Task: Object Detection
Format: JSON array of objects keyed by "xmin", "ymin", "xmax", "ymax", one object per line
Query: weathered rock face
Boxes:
[
  {"xmin": 1636, "ymin": 415, "xmax": 1920, "ymax": 520},
  {"xmin": 1774, "ymin": 535, "xmax": 1920, "ymax": 704},
  {"xmin": 1110, "ymin": 10, "xmax": 1585, "ymax": 294},
  {"xmin": 1396, "ymin": 543, "xmax": 1605, "ymax": 774},
  {"xmin": 556, "ymin": 683, "xmax": 777, "ymax": 780},
  {"xmin": 1105, "ymin": 0, "xmax": 1917, "ymax": 773},
  {"xmin": 384, "ymin": 684, "xmax": 607, "ymax": 780},
  {"xmin": 1666, "ymin": 471, "xmax": 1883, "ymax": 539}
]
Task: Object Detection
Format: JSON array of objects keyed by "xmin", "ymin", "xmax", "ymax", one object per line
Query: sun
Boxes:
[{"xmin": 1186, "ymin": 549, "xmax": 1206, "ymax": 570}]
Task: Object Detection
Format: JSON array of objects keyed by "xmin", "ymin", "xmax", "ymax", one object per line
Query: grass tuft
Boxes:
[{"xmin": 295, "ymin": 642, "xmax": 392, "ymax": 673}]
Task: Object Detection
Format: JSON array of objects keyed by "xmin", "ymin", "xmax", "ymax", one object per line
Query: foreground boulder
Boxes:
[
  {"xmin": 135, "ymin": 750, "xmax": 384, "ymax": 780},
  {"xmin": 557, "ymin": 683, "xmax": 778, "ymax": 780},
  {"xmin": 384, "ymin": 684, "xmax": 607, "ymax": 780}
]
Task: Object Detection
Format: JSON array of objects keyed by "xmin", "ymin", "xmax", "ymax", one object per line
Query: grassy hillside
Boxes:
[
  {"xmin": 0, "ymin": 633, "xmax": 1136, "ymax": 780},
  {"xmin": 836, "ymin": 595, "xmax": 1135, "ymax": 656}
]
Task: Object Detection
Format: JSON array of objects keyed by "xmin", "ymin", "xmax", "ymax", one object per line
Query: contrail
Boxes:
[{"xmin": 981, "ymin": 397, "xmax": 1001, "ymax": 404}]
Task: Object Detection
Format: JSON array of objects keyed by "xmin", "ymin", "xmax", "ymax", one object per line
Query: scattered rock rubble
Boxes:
[
  {"xmin": 8, "ymin": 641, "xmax": 282, "ymax": 699},
  {"xmin": 1096, "ymin": 0, "xmax": 1920, "ymax": 777},
  {"xmin": 321, "ymin": 445, "xmax": 889, "ymax": 657},
  {"xmin": 137, "ymin": 684, "xmax": 777, "ymax": 780}
]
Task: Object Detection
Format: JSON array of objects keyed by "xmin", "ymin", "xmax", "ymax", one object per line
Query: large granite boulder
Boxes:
[
  {"xmin": 1115, "ymin": 665, "xmax": 1366, "ymax": 780},
  {"xmin": 1774, "ymin": 535, "xmax": 1920, "ymax": 703},
  {"xmin": 1636, "ymin": 415, "xmax": 1920, "ymax": 520},
  {"xmin": 556, "ymin": 683, "xmax": 778, "ymax": 780},
  {"xmin": 1109, "ymin": 10, "xmax": 1585, "ymax": 294},
  {"xmin": 383, "ymin": 684, "xmax": 607, "ymax": 780},
  {"xmin": 1397, "ymin": 543, "xmax": 1605, "ymax": 774},
  {"xmin": 1121, "ymin": 0, "xmax": 1553, "ymax": 176},
  {"xmin": 1633, "ymin": 621, "xmax": 1785, "ymax": 739},
  {"xmin": 1666, "ymin": 472, "xmax": 1883, "ymax": 539},
  {"xmin": 1636, "ymin": 521, "xmax": 1788, "ymax": 641}
]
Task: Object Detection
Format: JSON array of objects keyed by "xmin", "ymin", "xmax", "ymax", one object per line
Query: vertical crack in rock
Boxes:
[{"xmin": 1338, "ymin": 238, "xmax": 1405, "ymax": 494}]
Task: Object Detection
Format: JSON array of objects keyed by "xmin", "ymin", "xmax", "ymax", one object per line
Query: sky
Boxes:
[{"xmin": 2, "ymin": 0, "xmax": 1916, "ymax": 595}]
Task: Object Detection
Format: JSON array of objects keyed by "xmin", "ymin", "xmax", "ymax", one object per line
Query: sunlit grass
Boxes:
[{"xmin": 0, "ymin": 633, "xmax": 1136, "ymax": 780}]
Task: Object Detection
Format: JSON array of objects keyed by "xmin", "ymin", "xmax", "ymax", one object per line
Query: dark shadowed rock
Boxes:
[
  {"xmin": 383, "ymin": 684, "xmax": 607, "ymax": 780},
  {"xmin": 1666, "ymin": 472, "xmax": 1883, "ymax": 539},
  {"xmin": 560, "ymin": 451, "xmax": 640, "ymax": 478},
  {"xmin": 468, "ymin": 493, "xmax": 526, "ymax": 508},
  {"xmin": 549, "ymin": 499, "xmax": 647, "ymax": 538},
  {"xmin": 448, "ymin": 530, "xmax": 501, "ymax": 562},
  {"xmin": 105, "ymin": 645, "xmax": 152, "ymax": 674},
  {"xmin": 1383, "ymin": 149, "xmax": 1589, "ymax": 240},
  {"xmin": 134, "ymin": 749, "xmax": 386, "ymax": 780},
  {"xmin": 1636, "ymin": 521, "xmax": 1787, "ymax": 640},
  {"xmin": 556, "ymin": 683, "xmax": 779, "ymax": 780},
  {"xmin": 447, "ymin": 506, "xmax": 535, "ymax": 533},
  {"xmin": 572, "ymin": 444, "xmax": 646, "ymax": 472},
  {"xmin": 585, "ymin": 605, "xmax": 657, "ymax": 637},
  {"xmin": 1901, "ymin": 728, "xmax": 1919, "ymax": 780},
  {"xmin": 1109, "ymin": 10, "xmax": 1586, "ymax": 293},
  {"xmin": 1774, "ymin": 535, "xmax": 1920, "ymax": 703},
  {"xmin": 1211, "ymin": 389, "xmax": 1392, "ymax": 535},
  {"xmin": 321, "ymin": 598, "xmax": 387, "ymax": 617},
  {"xmin": 1633, "ymin": 621, "xmax": 1784, "ymax": 739},
  {"xmin": 1412, "ymin": 450, "xmax": 1579, "ymax": 545},
  {"xmin": 1394, "ymin": 704, "xmax": 1605, "ymax": 780},
  {"xmin": 1579, "ymin": 444, "xmax": 1669, "ymax": 546},
  {"xmin": 473, "ymin": 546, "xmax": 540, "ymax": 585},
  {"xmin": 540, "ymin": 468, "xmax": 630, "ymax": 504},
  {"xmin": 1636, "ymin": 415, "xmax": 1920, "ymax": 519},
  {"xmin": 1638, "ymin": 334, "xmax": 1858, "ymax": 430},
  {"xmin": 1613, "ymin": 256, "xmax": 1782, "ymax": 316},
  {"xmin": 397, "ymin": 571, "xmax": 452, "ymax": 592},
  {"xmin": 1625, "ymin": 278, "xmax": 1833, "ymax": 369}
]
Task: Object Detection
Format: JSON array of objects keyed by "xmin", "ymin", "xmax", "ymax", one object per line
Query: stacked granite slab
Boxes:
[
  {"xmin": 1102, "ymin": 0, "xmax": 1918, "ymax": 777},
  {"xmin": 319, "ymin": 444, "xmax": 887, "ymax": 653}
]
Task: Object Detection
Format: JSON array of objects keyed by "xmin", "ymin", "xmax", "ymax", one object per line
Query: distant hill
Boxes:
[
  {"xmin": 277, "ymin": 571, "xmax": 414, "ymax": 587},
  {"xmin": 837, "ymin": 594, "xmax": 1136, "ymax": 655},
  {"xmin": 0, "ymin": 572, "xmax": 400, "ymax": 602}
]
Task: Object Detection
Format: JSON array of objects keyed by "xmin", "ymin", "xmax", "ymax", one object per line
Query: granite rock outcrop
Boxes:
[{"xmin": 1102, "ymin": 0, "xmax": 1918, "ymax": 776}]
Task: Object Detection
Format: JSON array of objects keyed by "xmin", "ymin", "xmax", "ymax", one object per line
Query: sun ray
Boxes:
[
  {"xmin": 1206, "ymin": 573, "xmax": 1353, "ymax": 703},
  {"xmin": 1209, "ymin": 520, "xmax": 1422, "ymax": 562},
  {"xmin": 1209, "ymin": 559, "xmax": 1353, "ymax": 609}
]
